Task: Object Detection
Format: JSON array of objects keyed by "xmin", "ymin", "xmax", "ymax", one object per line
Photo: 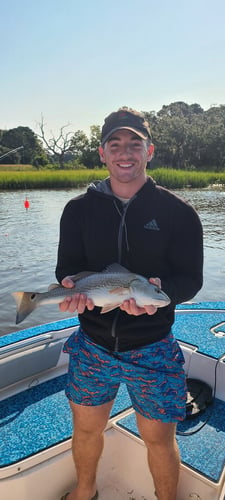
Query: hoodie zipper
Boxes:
[{"xmin": 111, "ymin": 199, "xmax": 134, "ymax": 351}]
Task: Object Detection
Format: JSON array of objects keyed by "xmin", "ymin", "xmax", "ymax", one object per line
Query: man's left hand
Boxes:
[{"xmin": 120, "ymin": 277, "xmax": 161, "ymax": 316}]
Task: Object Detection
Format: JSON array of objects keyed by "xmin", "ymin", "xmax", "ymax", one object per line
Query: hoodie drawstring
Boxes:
[{"xmin": 113, "ymin": 200, "xmax": 130, "ymax": 263}]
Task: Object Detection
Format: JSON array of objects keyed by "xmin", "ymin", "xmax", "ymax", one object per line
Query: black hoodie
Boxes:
[{"xmin": 56, "ymin": 177, "xmax": 203, "ymax": 352}]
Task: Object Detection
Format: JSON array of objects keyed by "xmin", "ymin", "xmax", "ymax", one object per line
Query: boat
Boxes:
[{"xmin": 1, "ymin": 301, "xmax": 225, "ymax": 500}]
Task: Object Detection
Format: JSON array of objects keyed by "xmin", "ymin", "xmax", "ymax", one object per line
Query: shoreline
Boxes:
[{"xmin": 0, "ymin": 168, "xmax": 225, "ymax": 190}]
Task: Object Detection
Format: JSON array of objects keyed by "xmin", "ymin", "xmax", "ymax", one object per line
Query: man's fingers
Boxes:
[
  {"xmin": 59, "ymin": 296, "xmax": 73, "ymax": 312},
  {"xmin": 59, "ymin": 292, "xmax": 95, "ymax": 314},
  {"xmin": 120, "ymin": 298, "xmax": 157, "ymax": 316},
  {"xmin": 61, "ymin": 277, "xmax": 75, "ymax": 288},
  {"xmin": 144, "ymin": 304, "xmax": 158, "ymax": 315},
  {"xmin": 149, "ymin": 277, "xmax": 161, "ymax": 288}
]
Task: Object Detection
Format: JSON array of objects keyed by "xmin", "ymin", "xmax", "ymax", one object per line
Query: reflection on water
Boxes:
[
  {"xmin": 0, "ymin": 187, "xmax": 224, "ymax": 336},
  {"xmin": 173, "ymin": 189, "xmax": 225, "ymax": 305},
  {"xmin": 180, "ymin": 189, "xmax": 225, "ymax": 248}
]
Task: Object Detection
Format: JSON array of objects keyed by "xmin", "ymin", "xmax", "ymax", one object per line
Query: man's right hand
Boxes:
[{"xmin": 59, "ymin": 276, "xmax": 95, "ymax": 314}]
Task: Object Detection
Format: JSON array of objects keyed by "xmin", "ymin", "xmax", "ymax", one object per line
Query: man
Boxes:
[{"xmin": 56, "ymin": 107, "xmax": 203, "ymax": 500}]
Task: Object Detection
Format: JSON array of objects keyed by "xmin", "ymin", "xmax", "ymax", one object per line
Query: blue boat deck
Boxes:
[
  {"xmin": 115, "ymin": 401, "xmax": 225, "ymax": 483},
  {"xmin": 0, "ymin": 316, "xmax": 80, "ymax": 349},
  {"xmin": 173, "ymin": 303, "xmax": 225, "ymax": 359},
  {"xmin": 0, "ymin": 375, "xmax": 132, "ymax": 468},
  {"xmin": 1, "ymin": 370, "xmax": 225, "ymax": 484}
]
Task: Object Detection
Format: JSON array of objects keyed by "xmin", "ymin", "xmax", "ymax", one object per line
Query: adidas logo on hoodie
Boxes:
[{"xmin": 144, "ymin": 219, "xmax": 160, "ymax": 231}]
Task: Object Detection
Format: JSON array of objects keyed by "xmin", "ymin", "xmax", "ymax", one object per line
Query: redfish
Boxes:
[{"xmin": 12, "ymin": 263, "xmax": 170, "ymax": 324}]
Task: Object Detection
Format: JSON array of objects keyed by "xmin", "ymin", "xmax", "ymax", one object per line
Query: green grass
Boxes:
[
  {"xmin": 0, "ymin": 169, "xmax": 108, "ymax": 189},
  {"xmin": 0, "ymin": 168, "xmax": 225, "ymax": 190},
  {"xmin": 0, "ymin": 164, "xmax": 33, "ymax": 171},
  {"xmin": 152, "ymin": 168, "xmax": 225, "ymax": 189}
]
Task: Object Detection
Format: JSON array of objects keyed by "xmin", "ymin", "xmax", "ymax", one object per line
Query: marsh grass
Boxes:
[
  {"xmin": 0, "ymin": 164, "xmax": 33, "ymax": 171},
  {"xmin": 0, "ymin": 168, "xmax": 225, "ymax": 190},
  {"xmin": 153, "ymin": 168, "xmax": 225, "ymax": 189},
  {"xmin": 0, "ymin": 169, "xmax": 108, "ymax": 189}
]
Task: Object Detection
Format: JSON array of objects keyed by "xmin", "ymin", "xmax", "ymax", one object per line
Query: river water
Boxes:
[{"xmin": 1, "ymin": 187, "xmax": 225, "ymax": 337}]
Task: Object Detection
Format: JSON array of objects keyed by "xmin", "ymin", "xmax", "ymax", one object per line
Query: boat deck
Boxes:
[
  {"xmin": 1, "ymin": 302, "xmax": 225, "ymax": 499},
  {"xmin": 116, "ymin": 400, "xmax": 225, "ymax": 483},
  {"xmin": 1, "ymin": 370, "xmax": 225, "ymax": 484},
  {"xmin": 174, "ymin": 302, "xmax": 225, "ymax": 358},
  {"xmin": 0, "ymin": 377, "xmax": 132, "ymax": 468}
]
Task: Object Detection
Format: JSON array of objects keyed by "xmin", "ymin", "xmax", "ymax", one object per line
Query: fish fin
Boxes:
[
  {"xmin": 48, "ymin": 283, "xmax": 61, "ymax": 291},
  {"xmin": 69, "ymin": 271, "xmax": 97, "ymax": 283},
  {"xmin": 100, "ymin": 303, "xmax": 121, "ymax": 314},
  {"xmin": 12, "ymin": 291, "xmax": 39, "ymax": 324},
  {"xmin": 103, "ymin": 263, "xmax": 130, "ymax": 274}
]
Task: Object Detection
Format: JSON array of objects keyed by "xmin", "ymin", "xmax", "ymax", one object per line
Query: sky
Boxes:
[{"xmin": 1, "ymin": 0, "xmax": 225, "ymax": 139}]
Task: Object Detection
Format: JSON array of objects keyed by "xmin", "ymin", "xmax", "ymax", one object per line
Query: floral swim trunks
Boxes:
[{"xmin": 63, "ymin": 328, "xmax": 187, "ymax": 423}]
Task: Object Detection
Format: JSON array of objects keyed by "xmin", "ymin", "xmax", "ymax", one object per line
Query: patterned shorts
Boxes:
[{"xmin": 63, "ymin": 328, "xmax": 187, "ymax": 422}]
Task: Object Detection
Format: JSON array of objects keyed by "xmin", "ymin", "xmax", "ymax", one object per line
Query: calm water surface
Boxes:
[{"xmin": 0, "ymin": 187, "xmax": 225, "ymax": 336}]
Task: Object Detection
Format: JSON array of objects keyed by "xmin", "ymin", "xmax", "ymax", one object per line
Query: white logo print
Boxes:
[{"xmin": 144, "ymin": 219, "xmax": 160, "ymax": 231}]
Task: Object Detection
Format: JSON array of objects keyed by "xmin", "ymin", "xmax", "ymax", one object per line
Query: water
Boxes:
[{"xmin": 0, "ymin": 187, "xmax": 225, "ymax": 336}]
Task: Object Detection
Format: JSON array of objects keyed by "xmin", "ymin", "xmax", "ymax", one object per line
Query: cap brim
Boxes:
[{"xmin": 101, "ymin": 126, "xmax": 148, "ymax": 145}]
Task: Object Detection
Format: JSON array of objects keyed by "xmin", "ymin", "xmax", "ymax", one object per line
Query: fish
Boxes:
[{"xmin": 12, "ymin": 263, "xmax": 171, "ymax": 324}]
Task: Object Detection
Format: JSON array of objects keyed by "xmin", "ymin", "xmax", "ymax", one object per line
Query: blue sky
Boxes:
[{"xmin": 1, "ymin": 0, "xmax": 225, "ymax": 138}]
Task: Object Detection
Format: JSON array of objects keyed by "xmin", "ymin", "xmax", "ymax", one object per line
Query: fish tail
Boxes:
[{"xmin": 12, "ymin": 291, "xmax": 38, "ymax": 324}]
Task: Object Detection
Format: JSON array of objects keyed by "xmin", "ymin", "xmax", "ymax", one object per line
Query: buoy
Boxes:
[{"xmin": 24, "ymin": 198, "xmax": 30, "ymax": 210}]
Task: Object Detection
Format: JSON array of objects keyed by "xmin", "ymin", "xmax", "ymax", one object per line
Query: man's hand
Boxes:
[
  {"xmin": 59, "ymin": 276, "xmax": 95, "ymax": 314},
  {"xmin": 59, "ymin": 276, "xmax": 161, "ymax": 316},
  {"xmin": 120, "ymin": 277, "xmax": 161, "ymax": 316}
]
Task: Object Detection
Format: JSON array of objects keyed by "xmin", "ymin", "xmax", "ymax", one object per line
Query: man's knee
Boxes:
[
  {"xmin": 70, "ymin": 399, "xmax": 113, "ymax": 434},
  {"xmin": 136, "ymin": 413, "xmax": 177, "ymax": 447}
]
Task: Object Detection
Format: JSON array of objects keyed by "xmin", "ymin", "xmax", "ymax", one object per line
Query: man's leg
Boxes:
[
  {"xmin": 136, "ymin": 413, "xmax": 180, "ymax": 500},
  {"xmin": 67, "ymin": 399, "xmax": 114, "ymax": 500}
]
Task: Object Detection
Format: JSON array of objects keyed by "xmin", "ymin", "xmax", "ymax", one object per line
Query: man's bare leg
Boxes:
[
  {"xmin": 66, "ymin": 399, "xmax": 114, "ymax": 500},
  {"xmin": 136, "ymin": 413, "xmax": 180, "ymax": 500}
]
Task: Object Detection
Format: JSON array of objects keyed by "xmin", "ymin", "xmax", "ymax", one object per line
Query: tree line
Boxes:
[{"xmin": 1, "ymin": 101, "xmax": 225, "ymax": 171}]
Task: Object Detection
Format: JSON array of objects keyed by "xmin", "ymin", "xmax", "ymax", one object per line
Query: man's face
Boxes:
[{"xmin": 99, "ymin": 129, "xmax": 153, "ymax": 188}]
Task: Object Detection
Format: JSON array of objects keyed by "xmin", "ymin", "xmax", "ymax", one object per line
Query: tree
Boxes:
[
  {"xmin": 0, "ymin": 126, "xmax": 47, "ymax": 165},
  {"xmin": 70, "ymin": 125, "xmax": 102, "ymax": 168},
  {"xmin": 143, "ymin": 101, "xmax": 225, "ymax": 170},
  {"xmin": 201, "ymin": 106, "xmax": 225, "ymax": 169},
  {"xmin": 70, "ymin": 130, "xmax": 89, "ymax": 164},
  {"xmin": 2, "ymin": 102, "xmax": 225, "ymax": 171},
  {"xmin": 81, "ymin": 125, "xmax": 101, "ymax": 168},
  {"xmin": 150, "ymin": 112, "xmax": 190, "ymax": 169},
  {"xmin": 37, "ymin": 116, "xmax": 75, "ymax": 169}
]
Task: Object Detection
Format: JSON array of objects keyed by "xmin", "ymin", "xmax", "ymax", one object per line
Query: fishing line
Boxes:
[{"xmin": 0, "ymin": 145, "xmax": 23, "ymax": 160}]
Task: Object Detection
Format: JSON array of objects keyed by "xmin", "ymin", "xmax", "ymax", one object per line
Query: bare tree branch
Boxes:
[{"xmin": 36, "ymin": 115, "xmax": 74, "ymax": 168}]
